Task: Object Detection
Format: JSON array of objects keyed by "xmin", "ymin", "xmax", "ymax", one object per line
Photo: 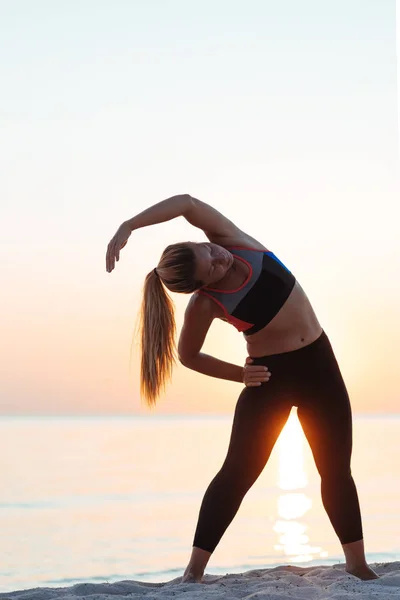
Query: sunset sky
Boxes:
[{"xmin": 1, "ymin": 1, "xmax": 399, "ymax": 415}]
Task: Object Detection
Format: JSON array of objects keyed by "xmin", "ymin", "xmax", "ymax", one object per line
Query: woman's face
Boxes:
[{"xmin": 192, "ymin": 242, "xmax": 234, "ymax": 287}]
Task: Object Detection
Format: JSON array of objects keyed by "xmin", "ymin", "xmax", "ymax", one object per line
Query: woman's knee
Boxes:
[
  {"xmin": 320, "ymin": 464, "xmax": 353, "ymax": 484},
  {"xmin": 215, "ymin": 460, "xmax": 262, "ymax": 494}
]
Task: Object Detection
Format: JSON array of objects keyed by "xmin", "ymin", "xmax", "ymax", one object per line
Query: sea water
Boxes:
[{"xmin": 1, "ymin": 413, "xmax": 399, "ymax": 592}]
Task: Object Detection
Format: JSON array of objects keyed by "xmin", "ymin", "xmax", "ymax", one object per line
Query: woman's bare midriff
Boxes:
[
  {"xmin": 208, "ymin": 278, "xmax": 323, "ymax": 357},
  {"xmin": 205, "ymin": 244, "xmax": 323, "ymax": 357},
  {"xmin": 243, "ymin": 280, "xmax": 323, "ymax": 357}
]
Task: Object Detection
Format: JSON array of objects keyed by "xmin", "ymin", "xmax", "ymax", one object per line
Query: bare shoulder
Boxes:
[
  {"xmin": 207, "ymin": 230, "xmax": 270, "ymax": 252},
  {"xmin": 185, "ymin": 289, "xmax": 220, "ymax": 318},
  {"xmin": 184, "ymin": 196, "xmax": 269, "ymax": 251}
]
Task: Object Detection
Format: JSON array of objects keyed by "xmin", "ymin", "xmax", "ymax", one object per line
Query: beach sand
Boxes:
[{"xmin": 1, "ymin": 562, "xmax": 399, "ymax": 600}]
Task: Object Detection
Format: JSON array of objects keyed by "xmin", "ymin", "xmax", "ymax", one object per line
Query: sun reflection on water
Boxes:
[{"xmin": 273, "ymin": 409, "xmax": 328, "ymax": 562}]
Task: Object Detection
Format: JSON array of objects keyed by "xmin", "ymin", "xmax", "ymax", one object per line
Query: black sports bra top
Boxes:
[{"xmin": 196, "ymin": 245, "xmax": 296, "ymax": 335}]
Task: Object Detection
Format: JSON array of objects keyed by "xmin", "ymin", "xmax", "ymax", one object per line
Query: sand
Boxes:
[{"xmin": 1, "ymin": 562, "xmax": 400, "ymax": 600}]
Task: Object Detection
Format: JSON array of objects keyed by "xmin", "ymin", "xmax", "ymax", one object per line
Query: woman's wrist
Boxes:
[{"xmin": 126, "ymin": 194, "xmax": 192, "ymax": 231}]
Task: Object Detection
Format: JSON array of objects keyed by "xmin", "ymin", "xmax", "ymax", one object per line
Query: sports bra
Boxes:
[{"xmin": 196, "ymin": 246, "xmax": 296, "ymax": 335}]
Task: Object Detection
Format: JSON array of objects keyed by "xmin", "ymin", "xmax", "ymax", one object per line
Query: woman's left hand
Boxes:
[{"xmin": 106, "ymin": 221, "xmax": 132, "ymax": 273}]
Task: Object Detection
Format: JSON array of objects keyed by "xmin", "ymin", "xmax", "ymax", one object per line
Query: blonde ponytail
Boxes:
[
  {"xmin": 138, "ymin": 270, "xmax": 176, "ymax": 407},
  {"xmin": 137, "ymin": 242, "xmax": 203, "ymax": 408}
]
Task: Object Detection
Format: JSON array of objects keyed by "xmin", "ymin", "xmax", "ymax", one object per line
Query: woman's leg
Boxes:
[
  {"xmin": 296, "ymin": 338, "xmax": 378, "ymax": 579},
  {"xmin": 183, "ymin": 380, "xmax": 292, "ymax": 581}
]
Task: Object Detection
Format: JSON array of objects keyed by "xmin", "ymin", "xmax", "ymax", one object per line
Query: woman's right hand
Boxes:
[
  {"xmin": 243, "ymin": 357, "xmax": 271, "ymax": 387},
  {"xmin": 106, "ymin": 221, "xmax": 132, "ymax": 273}
]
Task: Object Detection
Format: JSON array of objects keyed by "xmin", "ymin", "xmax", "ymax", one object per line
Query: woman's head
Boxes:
[
  {"xmin": 190, "ymin": 241, "xmax": 234, "ymax": 288},
  {"xmin": 155, "ymin": 241, "xmax": 234, "ymax": 290},
  {"xmin": 155, "ymin": 241, "xmax": 203, "ymax": 293},
  {"xmin": 137, "ymin": 241, "xmax": 234, "ymax": 407}
]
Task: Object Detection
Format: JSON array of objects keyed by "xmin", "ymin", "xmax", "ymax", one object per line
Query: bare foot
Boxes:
[
  {"xmin": 181, "ymin": 570, "xmax": 204, "ymax": 584},
  {"xmin": 345, "ymin": 564, "xmax": 380, "ymax": 580}
]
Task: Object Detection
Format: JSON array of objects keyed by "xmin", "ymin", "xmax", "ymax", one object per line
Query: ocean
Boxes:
[{"xmin": 1, "ymin": 412, "xmax": 399, "ymax": 592}]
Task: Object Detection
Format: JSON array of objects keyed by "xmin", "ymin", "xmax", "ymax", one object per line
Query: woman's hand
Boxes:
[
  {"xmin": 243, "ymin": 357, "xmax": 271, "ymax": 387},
  {"xmin": 106, "ymin": 221, "xmax": 132, "ymax": 273}
]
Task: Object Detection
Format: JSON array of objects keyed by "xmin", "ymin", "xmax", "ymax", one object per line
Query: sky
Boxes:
[{"xmin": 1, "ymin": 0, "xmax": 399, "ymax": 415}]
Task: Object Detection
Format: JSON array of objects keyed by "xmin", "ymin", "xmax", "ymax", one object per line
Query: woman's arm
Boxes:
[
  {"xmin": 126, "ymin": 193, "xmax": 243, "ymax": 241},
  {"xmin": 126, "ymin": 194, "xmax": 192, "ymax": 231},
  {"xmin": 180, "ymin": 352, "xmax": 245, "ymax": 383},
  {"xmin": 106, "ymin": 194, "xmax": 192, "ymax": 272},
  {"xmin": 178, "ymin": 293, "xmax": 243, "ymax": 383},
  {"xmin": 106, "ymin": 193, "xmax": 263, "ymax": 272}
]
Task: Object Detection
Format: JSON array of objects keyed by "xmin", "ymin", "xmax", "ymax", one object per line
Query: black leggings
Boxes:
[{"xmin": 193, "ymin": 329, "xmax": 363, "ymax": 553}]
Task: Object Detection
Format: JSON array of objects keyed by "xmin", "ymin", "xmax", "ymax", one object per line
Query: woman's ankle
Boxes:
[
  {"xmin": 184, "ymin": 546, "xmax": 212, "ymax": 579},
  {"xmin": 342, "ymin": 538, "xmax": 368, "ymax": 569},
  {"xmin": 184, "ymin": 565, "xmax": 203, "ymax": 577}
]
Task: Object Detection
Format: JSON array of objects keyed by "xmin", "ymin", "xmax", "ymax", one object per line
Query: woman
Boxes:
[{"xmin": 106, "ymin": 193, "xmax": 378, "ymax": 582}]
